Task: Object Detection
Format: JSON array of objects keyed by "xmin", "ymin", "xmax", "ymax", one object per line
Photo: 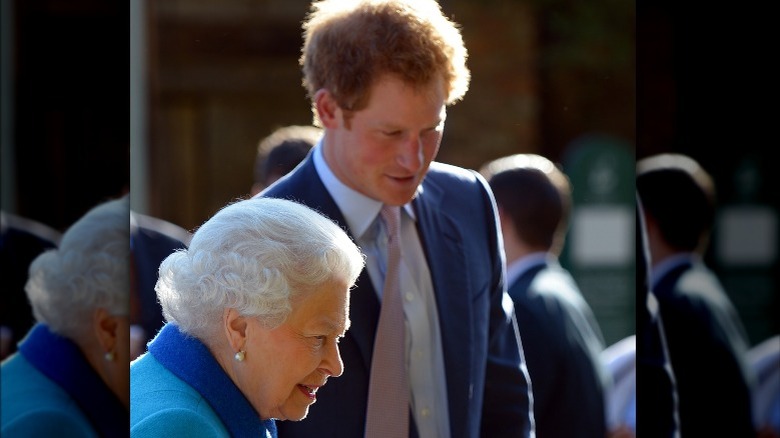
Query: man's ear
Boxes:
[
  {"xmin": 94, "ymin": 307, "xmax": 118, "ymax": 354},
  {"xmin": 223, "ymin": 308, "xmax": 248, "ymax": 353},
  {"xmin": 314, "ymin": 88, "xmax": 340, "ymax": 129}
]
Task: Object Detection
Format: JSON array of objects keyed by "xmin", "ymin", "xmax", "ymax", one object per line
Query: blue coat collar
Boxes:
[
  {"xmin": 148, "ymin": 323, "xmax": 277, "ymax": 437},
  {"xmin": 19, "ymin": 323, "xmax": 127, "ymax": 438}
]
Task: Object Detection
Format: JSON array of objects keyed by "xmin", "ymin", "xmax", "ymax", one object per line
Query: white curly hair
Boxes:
[
  {"xmin": 155, "ymin": 197, "xmax": 365, "ymax": 341},
  {"xmin": 25, "ymin": 195, "xmax": 130, "ymax": 340}
]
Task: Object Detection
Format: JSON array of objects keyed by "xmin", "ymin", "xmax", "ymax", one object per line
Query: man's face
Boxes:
[{"xmin": 323, "ymin": 74, "xmax": 447, "ymax": 206}]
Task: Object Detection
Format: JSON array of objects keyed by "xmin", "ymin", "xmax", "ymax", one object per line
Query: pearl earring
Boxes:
[
  {"xmin": 234, "ymin": 350, "xmax": 246, "ymax": 362},
  {"xmin": 104, "ymin": 351, "xmax": 115, "ymax": 361}
]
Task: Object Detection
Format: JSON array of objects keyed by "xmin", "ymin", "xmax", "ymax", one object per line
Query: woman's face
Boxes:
[{"xmin": 235, "ymin": 278, "xmax": 351, "ymax": 421}]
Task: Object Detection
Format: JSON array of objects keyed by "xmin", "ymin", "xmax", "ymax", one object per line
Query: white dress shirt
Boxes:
[{"xmin": 313, "ymin": 143, "xmax": 451, "ymax": 437}]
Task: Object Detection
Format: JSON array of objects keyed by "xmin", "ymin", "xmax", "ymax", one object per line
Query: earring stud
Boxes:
[
  {"xmin": 104, "ymin": 351, "xmax": 115, "ymax": 361},
  {"xmin": 234, "ymin": 350, "xmax": 246, "ymax": 362}
]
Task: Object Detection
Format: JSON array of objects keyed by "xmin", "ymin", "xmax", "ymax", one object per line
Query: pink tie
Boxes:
[{"xmin": 365, "ymin": 205, "xmax": 409, "ymax": 438}]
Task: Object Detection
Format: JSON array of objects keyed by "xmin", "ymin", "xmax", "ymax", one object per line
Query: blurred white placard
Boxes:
[
  {"xmin": 716, "ymin": 206, "xmax": 777, "ymax": 267},
  {"xmin": 571, "ymin": 205, "xmax": 633, "ymax": 267}
]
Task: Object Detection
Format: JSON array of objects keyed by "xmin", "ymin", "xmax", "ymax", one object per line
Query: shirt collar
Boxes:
[
  {"xmin": 650, "ymin": 252, "xmax": 698, "ymax": 289},
  {"xmin": 313, "ymin": 141, "xmax": 416, "ymax": 239},
  {"xmin": 19, "ymin": 323, "xmax": 128, "ymax": 438},
  {"xmin": 148, "ymin": 323, "xmax": 276, "ymax": 437},
  {"xmin": 506, "ymin": 252, "xmax": 551, "ymax": 286}
]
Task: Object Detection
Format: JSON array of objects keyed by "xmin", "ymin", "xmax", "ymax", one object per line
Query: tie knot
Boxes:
[{"xmin": 380, "ymin": 205, "xmax": 401, "ymax": 238}]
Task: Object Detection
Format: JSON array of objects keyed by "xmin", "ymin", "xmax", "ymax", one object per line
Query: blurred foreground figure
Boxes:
[
  {"xmin": 1, "ymin": 196, "xmax": 130, "ymax": 437},
  {"xmin": 748, "ymin": 334, "xmax": 780, "ymax": 437},
  {"xmin": 601, "ymin": 334, "xmax": 637, "ymax": 437},
  {"xmin": 637, "ymin": 153, "xmax": 756, "ymax": 437},
  {"xmin": 635, "ymin": 195, "xmax": 680, "ymax": 437}
]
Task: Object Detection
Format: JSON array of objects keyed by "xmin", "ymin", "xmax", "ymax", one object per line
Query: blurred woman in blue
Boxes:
[{"xmin": 1, "ymin": 196, "xmax": 130, "ymax": 437}]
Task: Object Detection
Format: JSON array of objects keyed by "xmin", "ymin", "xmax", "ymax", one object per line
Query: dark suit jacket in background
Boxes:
[
  {"xmin": 130, "ymin": 212, "xmax": 191, "ymax": 346},
  {"xmin": 653, "ymin": 260, "xmax": 756, "ymax": 437},
  {"xmin": 259, "ymin": 155, "xmax": 533, "ymax": 438},
  {"xmin": 0, "ymin": 212, "xmax": 60, "ymax": 358},
  {"xmin": 509, "ymin": 260, "xmax": 609, "ymax": 438},
  {"xmin": 635, "ymin": 200, "xmax": 680, "ymax": 437}
]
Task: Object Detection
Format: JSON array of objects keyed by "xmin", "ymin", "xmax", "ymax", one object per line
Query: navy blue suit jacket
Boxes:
[
  {"xmin": 508, "ymin": 260, "xmax": 608, "ymax": 438},
  {"xmin": 258, "ymin": 155, "xmax": 533, "ymax": 438},
  {"xmin": 635, "ymin": 199, "xmax": 679, "ymax": 437}
]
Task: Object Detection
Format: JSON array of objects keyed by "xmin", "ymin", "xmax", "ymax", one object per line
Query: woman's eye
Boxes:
[{"xmin": 422, "ymin": 128, "xmax": 439, "ymax": 137}]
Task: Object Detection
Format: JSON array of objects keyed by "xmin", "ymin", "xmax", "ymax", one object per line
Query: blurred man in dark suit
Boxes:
[{"xmin": 482, "ymin": 153, "xmax": 610, "ymax": 438}]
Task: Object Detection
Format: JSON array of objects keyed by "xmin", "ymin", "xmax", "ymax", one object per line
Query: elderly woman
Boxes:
[
  {"xmin": 1, "ymin": 196, "xmax": 130, "ymax": 437},
  {"xmin": 130, "ymin": 198, "xmax": 364, "ymax": 437}
]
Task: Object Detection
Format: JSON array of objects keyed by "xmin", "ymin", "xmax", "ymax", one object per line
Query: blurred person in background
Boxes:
[
  {"xmin": 250, "ymin": 125, "xmax": 322, "ymax": 197},
  {"xmin": 637, "ymin": 153, "xmax": 756, "ymax": 437},
  {"xmin": 257, "ymin": 0, "xmax": 535, "ymax": 436},
  {"xmin": 130, "ymin": 198, "xmax": 364, "ymax": 437},
  {"xmin": 1, "ymin": 195, "xmax": 130, "ymax": 437},
  {"xmin": 747, "ymin": 334, "xmax": 780, "ymax": 438},
  {"xmin": 481, "ymin": 153, "xmax": 610, "ymax": 438},
  {"xmin": 130, "ymin": 210, "xmax": 191, "ymax": 361},
  {"xmin": 600, "ymin": 334, "xmax": 637, "ymax": 438}
]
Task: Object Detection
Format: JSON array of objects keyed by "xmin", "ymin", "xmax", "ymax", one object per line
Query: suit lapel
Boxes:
[{"xmin": 412, "ymin": 179, "xmax": 473, "ymax": 433}]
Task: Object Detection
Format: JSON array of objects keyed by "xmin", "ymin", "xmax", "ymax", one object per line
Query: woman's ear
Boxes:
[
  {"xmin": 94, "ymin": 308, "xmax": 118, "ymax": 355},
  {"xmin": 223, "ymin": 308, "xmax": 248, "ymax": 353},
  {"xmin": 314, "ymin": 88, "xmax": 340, "ymax": 129}
]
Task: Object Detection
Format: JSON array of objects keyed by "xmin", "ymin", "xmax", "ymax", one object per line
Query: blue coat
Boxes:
[
  {"xmin": 508, "ymin": 260, "xmax": 609, "ymax": 438},
  {"xmin": 130, "ymin": 323, "xmax": 276, "ymax": 437},
  {"xmin": 1, "ymin": 324, "xmax": 126, "ymax": 438},
  {"xmin": 260, "ymin": 155, "xmax": 534, "ymax": 438}
]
